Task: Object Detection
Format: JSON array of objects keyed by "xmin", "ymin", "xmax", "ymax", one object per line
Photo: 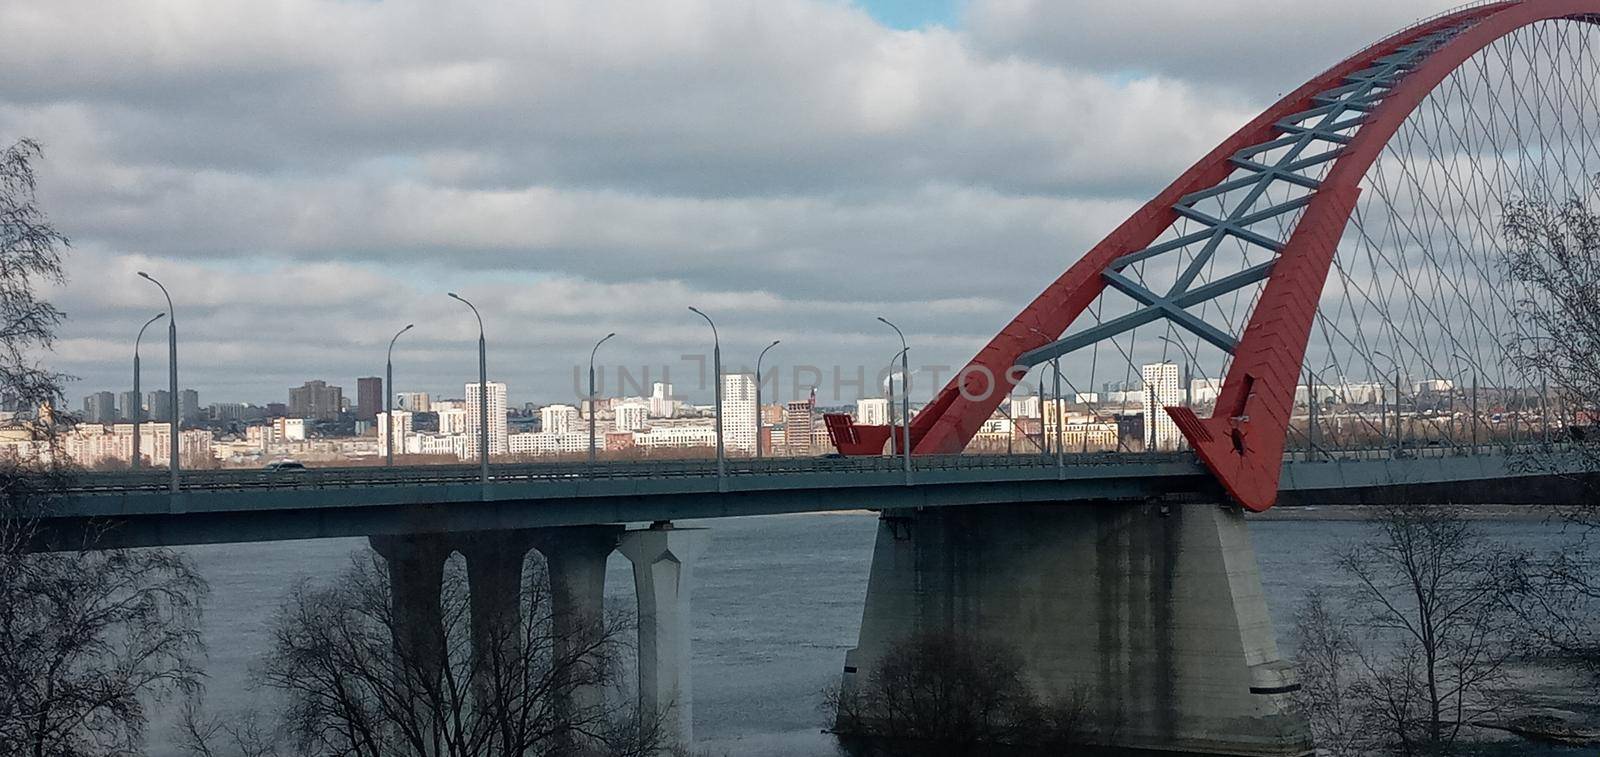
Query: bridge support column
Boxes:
[
  {"xmin": 457, "ymin": 531, "xmax": 536, "ymax": 686},
  {"xmin": 370, "ymin": 533, "xmax": 451, "ymax": 756},
  {"xmin": 841, "ymin": 502, "xmax": 1310, "ymax": 756},
  {"xmin": 530, "ymin": 526, "xmax": 623, "ymax": 727},
  {"xmin": 618, "ymin": 523, "xmax": 709, "ymax": 750}
]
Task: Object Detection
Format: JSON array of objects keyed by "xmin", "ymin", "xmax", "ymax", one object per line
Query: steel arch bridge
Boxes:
[{"xmin": 902, "ymin": 0, "xmax": 1600, "ymax": 512}]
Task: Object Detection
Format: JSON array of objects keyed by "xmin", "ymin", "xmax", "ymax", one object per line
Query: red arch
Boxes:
[{"xmin": 909, "ymin": 0, "xmax": 1600, "ymax": 511}]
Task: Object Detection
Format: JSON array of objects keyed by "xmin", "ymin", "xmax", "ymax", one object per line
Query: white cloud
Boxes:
[{"xmin": 8, "ymin": 0, "xmax": 1416, "ymax": 404}]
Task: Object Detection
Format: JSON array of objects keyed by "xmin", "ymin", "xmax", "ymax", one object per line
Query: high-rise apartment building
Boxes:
[
  {"xmin": 649, "ymin": 382, "xmax": 678, "ymax": 418},
  {"xmin": 146, "ymin": 390, "xmax": 173, "ymax": 422},
  {"xmin": 377, "ymin": 410, "xmax": 413, "ymax": 458},
  {"xmin": 541, "ymin": 404, "xmax": 581, "ymax": 435},
  {"xmin": 784, "ymin": 395, "xmax": 816, "ymax": 456},
  {"xmin": 83, "ymin": 392, "xmax": 117, "ymax": 424},
  {"xmin": 179, "ymin": 389, "xmax": 200, "ymax": 424},
  {"xmin": 1141, "ymin": 362, "xmax": 1183, "ymax": 451},
  {"xmin": 289, "ymin": 380, "xmax": 343, "ymax": 420},
  {"xmin": 723, "ymin": 373, "xmax": 757, "ymax": 453},
  {"xmin": 466, "ymin": 381, "xmax": 508, "ymax": 457},
  {"xmin": 356, "ymin": 377, "xmax": 382, "ymax": 420},
  {"xmin": 118, "ymin": 390, "xmax": 142, "ymax": 422}
]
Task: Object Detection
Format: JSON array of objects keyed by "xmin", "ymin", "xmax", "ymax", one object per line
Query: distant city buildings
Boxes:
[
  {"xmin": 82, "ymin": 391, "xmax": 116, "ymax": 424},
  {"xmin": 784, "ymin": 394, "xmax": 816, "ymax": 456},
  {"xmin": 395, "ymin": 392, "xmax": 431, "ymax": 413},
  {"xmin": 118, "ymin": 390, "xmax": 142, "ymax": 421},
  {"xmin": 289, "ymin": 380, "xmax": 343, "ymax": 420},
  {"xmin": 466, "ymin": 381, "xmax": 508, "ymax": 456},
  {"xmin": 1141, "ymin": 362, "xmax": 1183, "ymax": 451},
  {"xmin": 146, "ymin": 389, "xmax": 173, "ymax": 423},
  {"xmin": 722, "ymin": 373, "xmax": 757, "ymax": 453},
  {"xmin": 856, "ymin": 397, "xmax": 889, "ymax": 426},
  {"xmin": 614, "ymin": 401, "xmax": 650, "ymax": 433},
  {"xmin": 540, "ymin": 404, "xmax": 581, "ymax": 435},
  {"xmin": 377, "ymin": 409, "xmax": 412, "ymax": 458},
  {"xmin": 179, "ymin": 389, "xmax": 200, "ymax": 424},
  {"xmin": 649, "ymin": 382, "xmax": 679, "ymax": 418},
  {"xmin": 356, "ymin": 377, "xmax": 382, "ymax": 420}
]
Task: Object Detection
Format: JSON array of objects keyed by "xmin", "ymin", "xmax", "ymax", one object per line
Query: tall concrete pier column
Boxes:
[
  {"xmin": 370, "ymin": 533, "xmax": 451, "ymax": 756},
  {"xmin": 530, "ymin": 526, "xmax": 623, "ymax": 718},
  {"xmin": 457, "ymin": 531, "xmax": 535, "ymax": 680},
  {"xmin": 841, "ymin": 502, "xmax": 1310, "ymax": 756},
  {"xmin": 618, "ymin": 523, "xmax": 709, "ymax": 748}
]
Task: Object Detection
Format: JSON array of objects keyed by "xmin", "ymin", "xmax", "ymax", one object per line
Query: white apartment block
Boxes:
[
  {"xmin": 722, "ymin": 373, "xmax": 757, "ymax": 453},
  {"xmin": 395, "ymin": 392, "xmax": 431, "ymax": 412},
  {"xmin": 437, "ymin": 407, "xmax": 469, "ymax": 436},
  {"xmin": 1141, "ymin": 362, "xmax": 1183, "ymax": 451},
  {"xmin": 614, "ymin": 401, "xmax": 650, "ymax": 432},
  {"xmin": 856, "ymin": 397, "xmax": 890, "ymax": 426},
  {"xmin": 649, "ymin": 382, "xmax": 679, "ymax": 418},
  {"xmin": 1190, "ymin": 377, "xmax": 1223, "ymax": 406},
  {"xmin": 1009, "ymin": 394, "xmax": 1043, "ymax": 419},
  {"xmin": 541, "ymin": 404, "xmax": 581, "ymax": 435},
  {"xmin": 508, "ymin": 431, "xmax": 589, "ymax": 456},
  {"xmin": 377, "ymin": 410, "xmax": 413, "ymax": 458},
  {"xmin": 465, "ymin": 381, "xmax": 508, "ymax": 457},
  {"xmin": 633, "ymin": 419, "xmax": 719, "ymax": 450}
]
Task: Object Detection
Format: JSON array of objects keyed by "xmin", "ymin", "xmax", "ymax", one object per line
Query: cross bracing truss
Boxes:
[{"xmin": 1018, "ymin": 26, "xmax": 1472, "ymax": 369}]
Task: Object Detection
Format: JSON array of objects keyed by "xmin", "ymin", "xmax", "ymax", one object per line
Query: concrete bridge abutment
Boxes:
[{"xmin": 841, "ymin": 502, "xmax": 1311, "ymax": 756}]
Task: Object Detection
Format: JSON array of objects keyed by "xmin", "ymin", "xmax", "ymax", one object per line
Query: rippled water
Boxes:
[{"xmin": 156, "ymin": 511, "xmax": 1594, "ymax": 756}]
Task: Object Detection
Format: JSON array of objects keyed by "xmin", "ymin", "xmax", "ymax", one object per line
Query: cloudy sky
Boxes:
[{"xmin": 0, "ymin": 0, "xmax": 1457, "ymax": 408}]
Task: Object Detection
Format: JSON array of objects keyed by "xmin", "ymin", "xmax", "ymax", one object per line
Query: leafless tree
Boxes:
[
  {"xmin": 1291, "ymin": 590, "xmax": 1373, "ymax": 757},
  {"xmin": 827, "ymin": 632, "xmax": 1095, "ymax": 757},
  {"xmin": 0, "ymin": 137, "xmax": 210, "ymax": 757},
  {"xmin": 1501, "ymin": 179, "xmax": 1600, "ymax": 679},
  {"xmin": 182, "ymin": 549, "xmax": 666, "ymax": 757},
  {"xmin": 1293, "ymin": 506, "xmax": 1524, "ymax": 756}
]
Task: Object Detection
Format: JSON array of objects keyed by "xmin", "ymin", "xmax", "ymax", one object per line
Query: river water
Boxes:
[{"xmin": 158, "ymin": 510, "xmax": 1596, "ymax": 756}]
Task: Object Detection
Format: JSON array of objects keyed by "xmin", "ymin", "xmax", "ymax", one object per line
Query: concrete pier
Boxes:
[
  {"xmin": 619, "ymin": 523, "xmax": 710, "ymax": 747},
  {"xmin": 530, "ymin": 525, "xmax": 624, "ymax": 718},
  {"xmin": 841, "ymin": 502, "xmax": 1311, "ymax": 756}
]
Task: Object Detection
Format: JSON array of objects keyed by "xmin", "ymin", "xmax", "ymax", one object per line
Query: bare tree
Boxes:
[
  {"xmin": 1501, "ymin": 179, "xmax": 1600, "ymax": 680},
  {"xmin": 0, "ymin": 138, "xmax": 210, "ymax": 757},
  {"xmin": 1293, "ymin": 506, "xmax": 1524, "ymax": 756},
  {"xmin": 1291, "ymin": 590, "xmax": 1373, "ymax": 757},
  {"xmin": 183, "ymin": 549, "xmax": 665, "ymax": 757},
  {"xmin": 827, "ymin": 632, "xmax": 1094, "ymax": 757}
]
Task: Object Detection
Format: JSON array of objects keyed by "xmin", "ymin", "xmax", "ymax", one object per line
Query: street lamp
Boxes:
[
  {"xmin": 131, "ymin": 312, "xmax": 165, "ymax": 470},
  {"xmin": 589, "ymin": 332, "xmax": 616, "ymax": 466},
  {"xmin": 755, "ymin": 340, "xmax": 780, "ymax": 459},
  {"xmin": 878, "ymin": 317, "xmax": 912, "ymax": 482},
  {"xmin": 448, "ymin": 293, "xmax": 490, "ymax": 484},
  {"xmin": 1372, "ymin": 350, "xmax": 1404, "ymax": 456},
  {"xmin": 137, "ymin": 272, "xmax": 179, "ymax": 492},
  {"xmin": 688, "ymin": 307, "xmax": 724, "ymax": 483},
  {"xmin": 385, "ymin": 324, "xmax": 414, "ymax": 467}
]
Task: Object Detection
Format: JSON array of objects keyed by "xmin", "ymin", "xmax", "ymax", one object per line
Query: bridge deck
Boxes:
[{"xmin": 20, "ymin": 447, "xmax": 1590, "ymax": 550}]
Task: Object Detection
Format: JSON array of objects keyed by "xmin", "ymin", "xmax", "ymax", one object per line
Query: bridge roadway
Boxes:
[{"xmin": 27, "ymin": 445, "xmax": 1588, "ymax": 550}]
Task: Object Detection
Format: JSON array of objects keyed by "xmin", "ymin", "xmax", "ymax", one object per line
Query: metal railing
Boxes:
[{"xmin": 60, "ymin": 452, "xmax": 1197, "ymax": 495}]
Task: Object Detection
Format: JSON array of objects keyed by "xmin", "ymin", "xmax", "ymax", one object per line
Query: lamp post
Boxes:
[
  {"xmin": 878, "ymin": 317, "xmax": 912, "ymax": 483},
  {"xmin": 589, "ymin": 332, "xmax": 616, "ymax": 466},
  {"xmin": 131, "ymin": 312, "xmax": 165, "ymax": 470},
  {"xmin": 449, "ymin": 293, "xmax": 489, "ymax": 484},
  {"xmin": 137, "ymin": 272, "xmax": 180, "ymax": 492},
  {"xmin": 385, "ymin": 324, "xmax": 413, "ymax": 467},
  {"xmin": 688, "ymin": 307, "xmax": 724, "ymax": 483},
  {"xmin": 755, "ymin": 339, "xmax": 779, "ymax": 459}
]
